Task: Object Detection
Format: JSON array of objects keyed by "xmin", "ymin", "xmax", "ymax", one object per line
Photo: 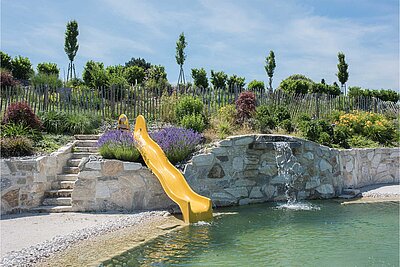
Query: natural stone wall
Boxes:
[
  {"xmin": 0, "ymin": 142, "xmax": 75, "ymax": 214},
  {"xmin": 183, "ymin": 135, "xmax": 399, "ymax": 207},
  {"xmin": 72, "ymin": 159, "xmax": 176, "ymax": 212},
  {"xmin": 340, "ymin": 148, "xmax": 400, "ymax": 188}
]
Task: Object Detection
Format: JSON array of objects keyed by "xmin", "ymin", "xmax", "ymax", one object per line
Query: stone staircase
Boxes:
[{"xmin": 32, "ymin": 135, "xmax": 100, "ymax": 213}]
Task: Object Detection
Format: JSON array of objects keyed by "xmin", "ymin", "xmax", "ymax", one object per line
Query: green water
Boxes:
[{"xmin": 102, "ymin": 201, "xmax": 399, "ymax": 267}]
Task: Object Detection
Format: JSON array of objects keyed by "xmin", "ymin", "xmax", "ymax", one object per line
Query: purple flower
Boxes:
[
  {"xmin": 150, "ymin": 127, "xmax": 202, "ymax": 163},
  {"xmin": 97, "ymin": 130, "xmax": 136, "ymax": 148}
]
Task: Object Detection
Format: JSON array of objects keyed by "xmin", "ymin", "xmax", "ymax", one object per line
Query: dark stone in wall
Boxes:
[{"xmin": 208, "ymin": 163, "xmax": 225, "ymax": 178}]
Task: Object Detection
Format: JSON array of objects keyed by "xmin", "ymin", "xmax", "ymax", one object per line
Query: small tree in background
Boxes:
[
  {"xmin": 227, "ymin": 74, "xmax": 246, "ymax": 92},
  {"xmin": 248, "ymin": 80, "xmax": 265, "ymax": 91},
  {"xmin": 82, "ymin": 60, "xmax": 107, "ymax": 88},
  {"xmin": 124, "ymin": 66, "xmax": 145, "ymax": 85},
  {"xmin": 0, "ymin": 51, "xmax": 13, "ymax": 71},
  {"xmin": 125, "ymin": 57, "xmax": 151, "ymax": 71},
  {"xmin": 336, "ymin": 52, "xmax": 349, "ymax": 95},
  {"xmin": 265, "ymin": 50, "xmax": 276, "ymax": 93},
  {"xmin": 11, "ymin": 56, "xmax": 33, "ymax": 81},
  {"xmin": 175, "ymin": 32, "xmax": 187, "ymax": 86},
  {"xmin": 64, "ymin": 20, "xmax": 79, "ymax": 81},
  {"xmin": 191, "ymin": 68, "xmax": 208, "ymax": 89},
  {"xmin": 37, "ymin": 62, "xmax": 60, "ymax": 76},
  {"xmin": 210, "ymin": 70, "xmax": 228, "ymax": 89}
]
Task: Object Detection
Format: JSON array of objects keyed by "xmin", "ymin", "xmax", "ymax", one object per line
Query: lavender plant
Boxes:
[
  {"xmin": 150, "ymin": 127, "xmax": 202, "ymax": 164},
  {"xmin": 97, "ymin": 130, "xmax": 140, "ymax": 162}
]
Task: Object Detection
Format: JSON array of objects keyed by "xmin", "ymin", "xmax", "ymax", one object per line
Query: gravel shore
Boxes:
[{"xmin": 1, "ymin": 211, "xmax": 180, "ymax": 267}]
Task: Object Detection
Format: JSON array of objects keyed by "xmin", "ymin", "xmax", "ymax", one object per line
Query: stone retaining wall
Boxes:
[
  {"xmin": 0, "ymin": 142, "xmax": 75, "ymax": 214},
  {"xmin": 72, "ymin": 159, "xmax": 176, "ymax": 212},
  {"xmin": 183, "ymin": 135, "xmax": 399, "ymax": 207}
]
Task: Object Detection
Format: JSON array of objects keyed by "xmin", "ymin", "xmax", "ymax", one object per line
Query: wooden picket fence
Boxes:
[{"xmin": 0, "ymin": 85, "xmax": 398, "ymax": 121}]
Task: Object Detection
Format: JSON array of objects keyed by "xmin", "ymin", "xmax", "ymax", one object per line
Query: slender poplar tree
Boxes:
[
  {"xmin": 336, "ymin": 52, "xmax": 349, "ymax": 95},
  {"xmin": 176, "ymin": 32, "xmax": 187, "ymax": 86},
  {"xmin": 64, "ymin": 20, "xmax": 79, "ymax": 81},
  {"xmin": 265, "ymin": 50, "xmax": 276, "ymax": 93}
]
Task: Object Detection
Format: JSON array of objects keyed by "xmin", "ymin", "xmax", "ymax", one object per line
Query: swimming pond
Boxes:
[{"xmin": 101, "ymin": 201, "xmax": 399, "ymax": 266}]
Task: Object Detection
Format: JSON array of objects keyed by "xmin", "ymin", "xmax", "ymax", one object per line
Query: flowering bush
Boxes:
[
  {"xmin": 97, "ymin": 130, "xmax": 140, "ymax": 162},
  {"xmin": 150, "ymin": 127, "xmax": 202, "ymax": 164},
  {"xmin": 335, "ymin": 111, "xmax": 397, "ymax": 145}
]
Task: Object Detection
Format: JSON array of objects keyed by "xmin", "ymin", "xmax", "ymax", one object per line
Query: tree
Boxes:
[
  {"xmin": 145, "ymin": 65, "xmax": 169, "ymax": 95},
  {"xmin": 248, "ymin": 80, "xmax": 265, "ymax": 91},
  {"xmin": 191, "ymin": 68, "xmax": 208, "ymax": 89},
  {"xmin": 11, "ymin": 56, "xmax": 33, "ymax": 80},
  {"xmin": 64, "ymin": 20, "xmax": 79, "ymax": 81},
  {"xmin": 210, "ymin": 70, "xmax": 228, "ymax": 89},
  {"xmin": 82, "ymin": 60, "xmax": 107, "ymax": 88},
  {"xmin": 0, "ymin": 51, "xmax": 12, "ymax": 71},
  {"xmin": 336, "ymin": 52, "xmax": 349, "ymax": 95},
  {"xmin": 227, "ymin": 74, "xmax": 246, "ymax": 92},
  {"xmin": 124, "ymin": 66, "xmax": 145, "ymax": 85},
  {"xmin": 37, "ymin": 62, "xmax": 60, "ymax": 76},
  {"xmin": 279, "ymin": 74, "xmax": 314, "ymax": 94},
  {"xmin": 175, "ymin": 32, "xmax": 187, "ymax": 85},
  {"xmin": 125, "ymin": 57, "xmax": 151, "ymax": 71},
  {"xmin": 264, "ymin": 50, "xmax": 276, "ymax": 93},
  {"xmin": 106, "ymin": 65, "xmax": 125, "ymax": 77}
]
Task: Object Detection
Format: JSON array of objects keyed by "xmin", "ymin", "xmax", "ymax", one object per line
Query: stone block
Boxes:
[
  {"xmin": 232, "ymin": 156, "xmax": 244, "ymax": 171},
  {"xmin": 192, "ymin": 154, "xmax": 215, "ymax": 166},
  {"xmin": 235, "ymin": 179, "xmax": 256, "ymax": 187},
  {"xmin": 2, "ymin": 188, "xmax": 19, "ymax": 208},
  {"xmin": 305, "ymin": 177, "xmax": 320, "ymax": 189},
  {"xmin": 211, "ymin": 192, "xmax": 237, "ymax": 206},
  {"xmin": 208, "ymin": 163, "xmax": 225, "ymax": 178},
  {"xmin": 216, "ymin": 156, "xmax": 229, "ymax": 162},
  {"xmin": 211, "ymin": 147, "xmax": 228, "ymax": 155},
  {"xmin": 345, "ymin": 160, "xmax": 353, "ymax": 172},
  {"xmin": 1, "ymin": 178, "xmax": 12, "ymax": 191},
  {"xmin": 270, "ymin": 175, "xmax": 288, "ymax": 185},
  {"xmin": 249, "ymin": 186, "xmax": 264, "ymax": 198},
  {"xmin": 303, "ymin": 152, "xmax": 314, "ymax": 160},
  {"xmin": 85, "ymin": 161, "xmax": 102, "ymax": 170},
  {"xmin": 316, "ymin": 184, "xmax": 334, "ymax": 196},
  {"xmin": 79, "ymin": 170, "xmax": 102, "ymax": 179},
  {"xmin": 102, "ymin": 160, "xmax": 124, "ymax": 176},
  {"xmin": 259, "ymin": 163, "xmax": 277, "ymax": 176},
  {"xmin": 319, "ymin": 159, "xmax": 333, "ymax": 173},
  {"xmin": 0, "ymin": 161, "xmax": 11, "ymax": 175},
  {"xmin": 225, "ymin": 187, "xmax": 248, "ymax": 198},
  {"xmin": 245, "ymin": 156, "xmax": 259, "ymax": 165},
  {"xmin": 297, "ymin": 191, "xmax": 310, "ymax": 200},
  {"xmin": 218, "ymin": 139, "xmax": 233, "ymax": 147},
  {"xmin": 96, "ymin": 183, "xmax": 111, "ymax": 198},
  {"xmin": 262, "ymin": 184, "xmax": 277, "ymax": 199},
  {"xmin": 234, "ymin": 136, "xmax": 254, "ymax": 146},
  {"xmin": 17, "ymin": 178, "xmax": 26, "ymax": 184}
]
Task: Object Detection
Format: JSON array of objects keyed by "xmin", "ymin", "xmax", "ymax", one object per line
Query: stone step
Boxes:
[
  {"xmin": 68, "ymin": 159, "xmax": 82, "ymax": 167},
  {"xmin": 74, "ymin": 146, "xmax": 98, "ymax": 153},
  {"xmin": 71, "ymin": 152, "xmax": 98, "ymax": 159},
  {"xmin": 51, "ymin": 180, "xmax": 75, "ymax": 190},
  {"xmin": 74, "ymin": 134, "xmax": 101, "ymax": 140},
  {"xmin": 57, "ymin": 174, "xmax": 78, "ymax": 181},
  {"xmin": 45, "ymin": 189, "xmax": 73, "ymax": 198},
  {"xmin": 63, "ymin": 166, "xmax": 80, "ymax": 174},
  {"xmin": 31, "ymin": 206, "xmax": 73, "ymax": 213},
  {"xmin": 42, "ymin": 197, "xmax": 72, "ymax": 206},
  {"xmin": 75, "ymin": 140, "xmax": 98, "ymax": 147}
]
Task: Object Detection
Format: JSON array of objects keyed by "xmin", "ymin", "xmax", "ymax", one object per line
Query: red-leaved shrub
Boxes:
[
  {"xmin": 0, "ymin": 70, "xmax": 19, "ymax": 88},
  {"xmin": 236, "ymin": 91, "xmax": 256, "ymax": 123},
  {"xmin": 2, "ymin": 102, "xmax": 43, "ymax": 130}
]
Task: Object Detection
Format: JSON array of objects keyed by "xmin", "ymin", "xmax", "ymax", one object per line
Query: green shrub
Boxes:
[
  {"xmin": 0, "ymin": 137, "xmax": 34, "ymax": 157},
  {"xmin": 217, "ymin": 121, "xmax": 233, "ymax": 139},
  {"xmin": 273, "ymin": 106, "xmax": 291, "ymax": 123},
  {"xmin": 255, "ymin": 105, "xmax": 275, "ymax": 133},
  {"xmin": 180, "ymin": 113, "xmax": 206, "ymax": 133},
  {"xmin": 39, "ymin": 111, "xmax": 68, "ymax": 134},
  {"xmin": 35, "ymin": 135, "xmax": 73, "ymax": 153},
  {"xmin": 217, "ymin": 104, "xmax": 237, "ymax": 125},
  {"xmin": 1, "ymin": 123, "xmax": 42, "ymax": 141},
  {"xmin": 65, "ymin": 113, "xmax": 100, "ymax": 135},
  {"xmin": 97, "ymin": 130, "xmax": 140, "ymax": 162},
  {"xmin": 159, "ymin": 93, "xmax": 179, "ymax": 123},
  {"xmin": 98, "ymin": 143, "xmax": 115, "ymax": 159},
  {"xmin": 299, "ymin": 119, "xmax": 333, "ymax": 143},
  {"xmin": 280, "ymin": 119, "xmax": 294, "ymax": 133},
  {"xmin": 318, "ymin": 132, "xmax": 332, "ymax": 147},
  {"xmin": 332, "ymin": 125, "xmax": 350, "ymax": 148},
  {"xmin": 175, "ymin": 96, "xmax": 204, "ymax": 118},
  {"xmin": 348, "ymin": 135, "xmax": 379, "ymax": 148}
]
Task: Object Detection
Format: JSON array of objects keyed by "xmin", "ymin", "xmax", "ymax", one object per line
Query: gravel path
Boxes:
[
  {"xmin": 360, "ymin": 184, "xmax": 400, "ymax": 198},
  {"xmin": 0, "ymin": 211, "xmax": 171, "ymax": 267}
]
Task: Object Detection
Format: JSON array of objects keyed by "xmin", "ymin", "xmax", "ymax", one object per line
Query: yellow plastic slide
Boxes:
[{"xmin": 133, "ymin": 115, "xmax": 213, "ymax": 223}]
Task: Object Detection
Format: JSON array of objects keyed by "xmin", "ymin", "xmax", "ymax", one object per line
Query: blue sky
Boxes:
[{"xmin": 1, "ymin": 0, "xmax": 399, "ymax": 90}]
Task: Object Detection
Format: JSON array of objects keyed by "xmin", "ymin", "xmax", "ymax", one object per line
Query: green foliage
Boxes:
[
  {"xmin": 11, "ymin": 56, "xmax": 33, "ymax": 80},
  {"xmin": 125, "ymin": 57, "xmax": 151, "ymax": 71},
  {"xmin": 124, "ymin": 66, "xmax": 145, "ymax": 85},
  {"xmin": 0, "ymin": 123, "xmax": 42, "ymax": 141},
  {"xmin": 2, "ymin": 102, "xmax": 43, "ymax": 130},
  {"xmin": 265, "ymin": 50, "xmax": 276, "ymax": 90},
  {"xmin": 82, "ymin": 60, "xmax": 107, "ymax": 88},
  {"xmin": 175, "ymin": 96, "xmax": 204, "ymax": 118},
  {"xmin": 64, "ymin": 113, "xmax": 101, "ymax": 135},
  {"xmin": 217, "ymin": 104, "xmax": 237, "ymax": 125},
  {"xmin": 99, "ymin": 144, "xmax": 140, "ymax": 162},
  {"xmin": 146, "ymin": 65, "xmax": 167, "ymax": 81},
  {"xmin": 348, "ymin": 135, "xmax": 379, "ymax": 148},
  {"xmin": 107, "ymin": 73, "xmax": 129, "ymax": 100},
  {"xmin": 35, "ymin": 134, "xmax": 73, "ymax": 153},
  {"xmin": 37, "ymin": 62, "xmax": 60, "ymax": 76},
  {"xmin": 159, "ymin": 93, "xmax": 179, "ymax": 123},
  {"xmin": 64, "ymin": 20, "xmax": 79, "ymax": 62},
  {"xmin": 106, "ymin": 65, "xmax": 125, "ymax": 77},
  {"xmin": 332, "ymin": 125, "xmax": 350, "ymax": 149},
  {"xmin": 248, "ymin": 80, "xmax": 265, "ymax": 91},
  {"xmin": 31, "ymin": 73, "xmax": 63, "ymax": 89},
  {"xmin": 254, "ymin": 105, "xmax": 275, "ymax": 133},
  {"xmin": 217, "ymin": 121, "xmax": 233, "ymax": 139},
  {"xmin": 336, "ymin": 52, "xmax": 349, "ymax": 87},
  {"xmin": 191, "ymin": 68, "xmax": 208, "ymax": 89},
  {"xmin": 0, "ymin": 137, "xmax": 34, "ymax": 158},
  {"xmin": 227, "ymin": 74, "xmax": 246, "ymax": 91},
  {"xmin": 0, "ymin": 51, "xmax": 12, "ymax": 71},
  {"xmin": 180, "ymin": 113, "xmax": 206, "ymax": 133},
  {"xmin": 298, "ymin": 118, "xmax": 333, "ymax": 143},
  {"xmin": 280, "ymin": 119, "xmax": 294, "ymax": 133},
  {"xmin": 175, "ymin": 32, "xmax": 187, "ymax": 66},
  {"xmin": 39, "ymin": 111, "xmax": 68, "ymax": 134},
  {"xmin": 210, "ymin": 70, "xmax": 228, "ymax": 89},
  {"xmin": 279, "ymin": 74, "xmax": 314, "ymax": 94},
  {"xmin": 66, "ymin": 78, "xmax": 84, "ymax": 88},
  {"xmin": 311, "ymin": 82, "xmax": 341, "ymax": 96},
  {"xmin": 348, "ymin": 87, "xmax": 400, "ymax": 103}
]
